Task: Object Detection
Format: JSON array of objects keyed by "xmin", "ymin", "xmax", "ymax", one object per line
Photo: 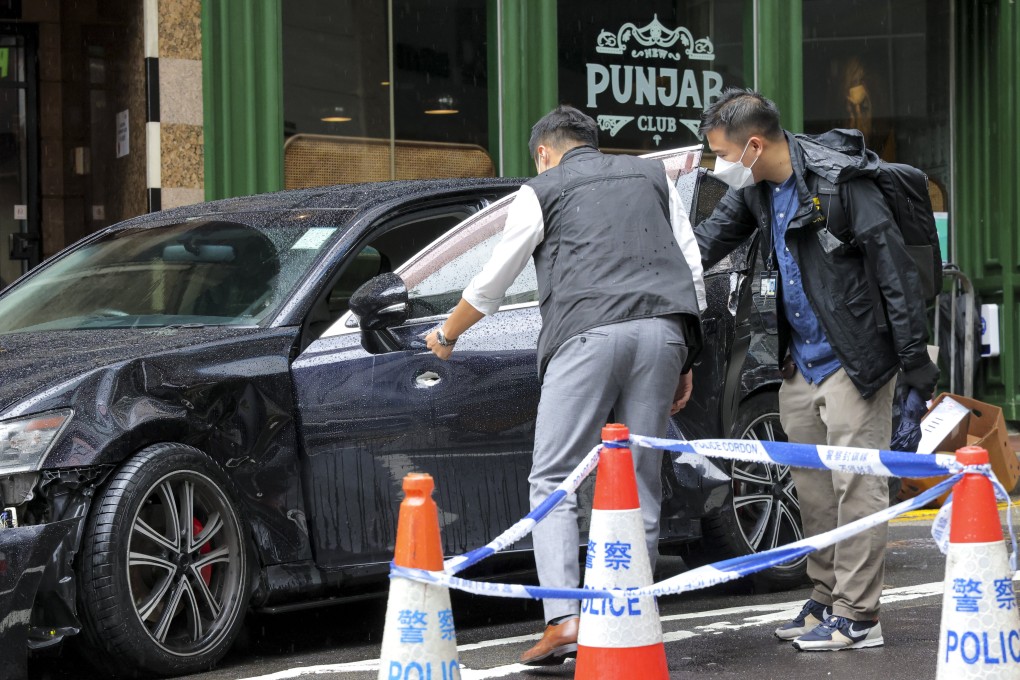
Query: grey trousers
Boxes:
[
  {"xmin": 529, "ymin": 316, "xmax": 688, "ymax": 622},
  {"xmin": 779, "ymin": 368, "xmax": 896, "ymax": 621}
]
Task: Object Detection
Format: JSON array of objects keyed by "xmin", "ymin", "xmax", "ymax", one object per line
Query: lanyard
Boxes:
[{"xmin": 765, "ymin": 182, "xmax": 800, "ymax": 272}]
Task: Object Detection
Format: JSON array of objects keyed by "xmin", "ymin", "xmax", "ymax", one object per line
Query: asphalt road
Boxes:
[{"xmin": 31, "ymin": 509, "xmax": 1015, "ymax": 680}]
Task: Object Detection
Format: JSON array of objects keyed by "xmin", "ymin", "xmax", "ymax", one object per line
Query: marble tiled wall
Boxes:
[
  {"xmin": 109, "ymin": 3, "xmax": 149, "ymax": 226},
  {"xmin": 17, "ymin": 0, "xmax": 205, "ymax": 261},
  {"xmin": 158, "ymin": 0, "xmax": 205, "ymax": 209}
]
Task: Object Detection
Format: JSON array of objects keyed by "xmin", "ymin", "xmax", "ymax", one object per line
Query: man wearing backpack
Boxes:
[{"xmin": 694, "ymin": 89, "xmax": 939, "ymax": 651}]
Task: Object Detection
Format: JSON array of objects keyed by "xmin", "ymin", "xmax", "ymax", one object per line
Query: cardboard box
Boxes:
[{"xmin": 897, "ymin": 393, "xmax": 1019, "ymax": 507}]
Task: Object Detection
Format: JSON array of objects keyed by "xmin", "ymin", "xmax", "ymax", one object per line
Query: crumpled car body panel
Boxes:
[{"xmin": 0, "ymin": 519, "xmax": 80, "ymax": 679}]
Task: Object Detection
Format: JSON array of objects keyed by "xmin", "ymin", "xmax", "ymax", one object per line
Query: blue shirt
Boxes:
[{"xmin": 770, "ymin": 175, "xmax": 841, "ymax": 384}]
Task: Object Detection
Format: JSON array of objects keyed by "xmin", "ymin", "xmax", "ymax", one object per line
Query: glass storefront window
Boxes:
[
  {"xmin": 0, "ymin": 31, "xmax": 31, "ymax": 287},
  {"xmin": 557, "ymin": 1, "xmax": 749, "ymax": 153},
  {"xmin": 802, "ymin": 0, "xmax": 951, "ymax": 212},
  {"xmin": 282, "ymin": 0, "xmax": 491, "ymax": 187}
]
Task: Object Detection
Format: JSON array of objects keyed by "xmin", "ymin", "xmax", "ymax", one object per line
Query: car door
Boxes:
[
  {"xmin": 396, "ymin": 196, "xmax": 543, "ymax": 557},
  {"xmin": 294, "ymin": 194, "xmax": 541, "ymax": 565},
  {"xmin": 294, "ymin": 147, "xmax": 704, "ymax": 570},
  {"xmin": 670, "ymin": 168, "xmax": 779, "ymax": 443},
  {"xmin": 289, "ymin": 192, "xmax": 515, "ymax": 569}
]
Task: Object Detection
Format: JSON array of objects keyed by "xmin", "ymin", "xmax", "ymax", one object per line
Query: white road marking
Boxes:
[
  {"xmin": 232, "ymin": 662, "xmax": 380, "ymax": 679},
  {"xmin": 229, "ymin": 659, "xmax": 563, "ymax": 680},
  {"xmin": 460, "ymin": 662, "xmax": 573, "ymax": 678},
  {"xmin": 456, "ymin": 632, "xmax": 541, "ymax": 651},
  {"xmin": 233, "ymin": 579, "xmax": 952, "ymax": 679}
]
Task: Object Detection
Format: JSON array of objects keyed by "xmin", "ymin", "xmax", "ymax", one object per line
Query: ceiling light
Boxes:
[
  {"xmin": 321, "ymin": 106, "xmax": 352, "ymax": 123},
  {"xmin": 424, "ymin": 95, "xmax": 458, "ymax": 115}
]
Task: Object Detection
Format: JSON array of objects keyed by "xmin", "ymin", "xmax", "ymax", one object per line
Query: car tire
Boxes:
[
  {"xmin": 76, "ymin": 443, "xmax": 251, "ymax": 678},
  {"xmin": 685, "ymin": 392, "xmax": 808, "ymax": 592}
]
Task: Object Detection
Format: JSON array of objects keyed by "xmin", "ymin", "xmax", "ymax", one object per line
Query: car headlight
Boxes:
[{"xmin": 0, "ymin": 410, "xmax": 73, "ymax": 474}]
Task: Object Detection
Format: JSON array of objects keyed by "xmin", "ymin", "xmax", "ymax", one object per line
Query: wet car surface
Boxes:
[{"xmin": 0, "ymin": 148, "xmax": 793, "ymax": 679}]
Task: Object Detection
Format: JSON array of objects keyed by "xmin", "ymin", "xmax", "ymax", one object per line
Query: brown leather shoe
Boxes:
[{"xmin": 520, "ymin": 616, "xmax": 579, "ymax": 666}]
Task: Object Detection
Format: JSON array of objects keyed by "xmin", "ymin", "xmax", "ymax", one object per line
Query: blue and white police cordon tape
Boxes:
[
  {"xmin": 443, "ymin": 442, "xmax": 603, "ymax": 575},
  {"xmin": 444, "ymin": 436, "xmax": 962, "ymax": 576},
  {"xmin": 394, "ymin": 474, "xmax": 964, "ymax": 599},
  {"xmin": 400, "ymin": 435, "xmax": 1013, "ymax": 601},
  {"xmin": 632, "ymin": 433, "xmax": 1017, "ymax": 571},
  {"xmin": 629, "ymin": 433, "xmax": 962, "ymax": 480},
  {"xmin": 931, "ymin": 467, "xmax": 1019, "ymax": 571}
]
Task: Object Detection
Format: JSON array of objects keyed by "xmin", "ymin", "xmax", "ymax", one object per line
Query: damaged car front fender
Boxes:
[{"xmin": 0, "ymin": 518, "xmax": 81, "ymax": 680}]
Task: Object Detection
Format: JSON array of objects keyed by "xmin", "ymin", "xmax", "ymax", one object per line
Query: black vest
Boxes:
[{"xmin": 528, "ymin": 146, "xmax": 701, "ymax": 376}]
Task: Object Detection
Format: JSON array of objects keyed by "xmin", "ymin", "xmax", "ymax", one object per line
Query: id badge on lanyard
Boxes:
[{"xmin": 759, "ymin": 271, "xmax": 778, "ymax": 298}]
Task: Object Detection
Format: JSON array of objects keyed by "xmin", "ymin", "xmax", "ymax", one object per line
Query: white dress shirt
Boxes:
[{"xmin": 462, "ymin": 177, "xmax": 707, "ymax": 316}]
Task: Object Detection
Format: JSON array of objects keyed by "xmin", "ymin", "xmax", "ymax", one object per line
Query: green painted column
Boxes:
[
  {"xmin": 490, "ymin": 0, "xmax": 558, "ymax": 177},
  {"xmin": 755, "ymin": 0, "xmax": 803, "ymax": 132},
  {"xmin": 202, "ymin": 0, "xmax": 284, "ymax": 200},
  {"xmin": 955, "ymin": 0, "xmax": 1020, "ymax": 419}
]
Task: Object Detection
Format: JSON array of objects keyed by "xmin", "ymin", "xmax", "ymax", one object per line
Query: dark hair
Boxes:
[
  {"xmin": 528, "ymin": 105, "xmax": 599, "ymax": 160},
  {"xmin": 699, "ymin": 88, "xmax": 783, "ymax": 143}
]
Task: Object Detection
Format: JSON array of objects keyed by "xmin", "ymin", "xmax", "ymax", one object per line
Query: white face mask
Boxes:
[{"xmin": 713, "ymin": 140, "xmax": 759, "ymax": 189}]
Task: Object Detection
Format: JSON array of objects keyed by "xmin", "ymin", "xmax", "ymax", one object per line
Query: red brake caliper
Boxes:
[{"xmin": 192, "ymin": 518, "xmax": 213, "ymax": 585}]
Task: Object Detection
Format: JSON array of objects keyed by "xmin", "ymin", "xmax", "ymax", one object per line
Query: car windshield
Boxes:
[{"xmin": 0, "ymin": 213, "xmax": 350, "ymax": 333}]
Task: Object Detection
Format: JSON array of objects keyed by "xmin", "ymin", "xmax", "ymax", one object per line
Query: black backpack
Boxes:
[
  {"xmin": 869, "ymin": 161, "xmax": 943, "ymax": 303},
  {"xmin": 810, "ymin": 162, "xmax": 943, "ymax": 304}
]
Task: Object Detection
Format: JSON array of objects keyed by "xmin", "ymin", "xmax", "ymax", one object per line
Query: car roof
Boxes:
[{"xmin": 117, "ymin": 177, "xmax": 524, "ymax": 229}]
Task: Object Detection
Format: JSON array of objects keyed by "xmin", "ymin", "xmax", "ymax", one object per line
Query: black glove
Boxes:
[
  {"xmin": 891, "ymin": 387, "xmax": 929, "ymax": 452},
  {"xmin": 902, "ymin": 360, "xmax": 940, "ymax": 400}
]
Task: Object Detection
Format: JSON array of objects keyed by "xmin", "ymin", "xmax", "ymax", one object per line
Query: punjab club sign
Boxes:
[{"xmin": 563, "ymin": 14, "xmax": 727, "ymax": 149}]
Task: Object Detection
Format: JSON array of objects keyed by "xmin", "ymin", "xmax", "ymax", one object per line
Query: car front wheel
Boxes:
[
  {"xmin": 77, "ymin": 443, "xmax": 251, "ymax": 677},
  {"xmin": 684, "ymin": 392, "xmax": 807, "ymax": 592}
]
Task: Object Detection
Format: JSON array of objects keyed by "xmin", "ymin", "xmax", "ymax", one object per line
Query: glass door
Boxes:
[{"xmin": 0, "ymin": 23, "xmax": 39, "ymax": 288}]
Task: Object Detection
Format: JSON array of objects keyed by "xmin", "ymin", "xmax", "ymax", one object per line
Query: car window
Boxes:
[
  {"xmin": 325, "ymin": 146, "xmax": 705, "ymax": 336},
  {"xmin": 690, "ymin": 169, "xmax": 756, "ymax": 275},
  {"xmin": 400, "ymin": 194, "xmax": 538, "ymax": 320},
  {"xmin": 405, "ymin": 230, "xmax": 538, "ymax": 319},
  {"xmin": 0, "ymin": 214, "xmax": 351, "ymax": 333},
  {"xmin": 303, "ymin": 201, "xmax": 496, "ymax": 343},
  {"xmin": 396, "ymin": 148, "xmax": 705, "ymax": 321},
  {"xmin": 327, "ymin": 246, "xmax": 386, "ymax": 316}
]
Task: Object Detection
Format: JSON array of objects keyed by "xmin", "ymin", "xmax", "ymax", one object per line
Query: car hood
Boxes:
[{"xmin": 0, "ymin": 327, "xmax": 275, "ymax": 415}]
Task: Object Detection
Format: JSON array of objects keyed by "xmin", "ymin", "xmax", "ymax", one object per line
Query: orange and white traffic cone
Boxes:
[
  {"xmin": 936, "ymin": 446, "xmax": 1020, "ymax": 679},
  {"xmin": 575, "ymin": 424, "xmax": 668, "ymax": 680},
  {"xmin": 378, "ymin": 473, "xmax": 460, "ymax": 680}
]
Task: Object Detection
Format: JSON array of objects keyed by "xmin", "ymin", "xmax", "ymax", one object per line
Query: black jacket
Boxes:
[
  {"xmin": 695, "ymin": 129, "xmax": 930, "ymax": 398},
  {"xmin": 529, "ymin": 146, "xmax": 703, "ymax": 377}
]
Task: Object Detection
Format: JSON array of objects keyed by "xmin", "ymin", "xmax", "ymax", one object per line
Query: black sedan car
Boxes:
[{"xmin": 0, "ymin": 146, "xmax": 798, "ymax": 678}]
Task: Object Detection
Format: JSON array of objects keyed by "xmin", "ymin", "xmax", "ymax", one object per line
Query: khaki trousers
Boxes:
[{"xmin": 779, "ymin": 367, "xmax": 896, "ymax": 620}]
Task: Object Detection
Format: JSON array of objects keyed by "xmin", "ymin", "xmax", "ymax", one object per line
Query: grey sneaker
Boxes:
[
  {"xmin": 793, "ymin": 615, "xmax": 884, "ymax": 651},
  {"xmin": 774, "ymin": 599, "xmax": 832, "ymax": 641}
]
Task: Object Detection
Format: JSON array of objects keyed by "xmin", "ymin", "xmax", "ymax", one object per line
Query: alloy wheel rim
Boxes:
[
  {"xmin": 732, "ymin": 412, "xmax": 805, "ymax": 562},
  {"xmin": 126, "ymin": 470, "xmax": 244, "ymax": 656}
]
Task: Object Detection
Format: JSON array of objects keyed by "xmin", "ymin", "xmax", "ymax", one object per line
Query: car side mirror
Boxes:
[
  {"xmin": 349, "ymin": 273, "xmax": 410, "ymax": 354},
  {"xmin": 349, "ymin": 273, "xmax": 409, "ymax": 330}
]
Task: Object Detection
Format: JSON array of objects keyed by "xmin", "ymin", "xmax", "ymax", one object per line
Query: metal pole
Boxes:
[
  {"xmin": 948, "ymin": 0, "xmax": 957, "ymax": 265},
  {"xmin": 496, "ymin": 0, "xmax": 505, "ymax": 177},
  {"xmin": 962, "ymin": 278, "xmax": 976, "ymax": 399},
  {"xmin": 942, "ymin": 265, "xmax": 976, "ymax": 398},
  {"xmin": 388, "ymin": 0, "xmax": 396, "ymax": 181},
  {"xmin": 752, "ymin": 0, "xmax": 760, "ymax": 91},
  {"xmin": 950, "ymin": 279, "xmax": 958, "ymax": 395}
]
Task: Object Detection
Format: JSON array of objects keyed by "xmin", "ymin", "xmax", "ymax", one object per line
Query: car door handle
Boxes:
[{"xmin": 415, "ymin": 371, "xmax": 442, "ymax": 388}]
